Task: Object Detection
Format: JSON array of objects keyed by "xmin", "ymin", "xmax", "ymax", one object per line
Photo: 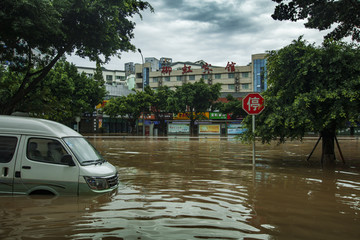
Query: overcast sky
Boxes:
[{"xmin": 67, "ymin": 0, "xmax": 333, "ymax": 70}]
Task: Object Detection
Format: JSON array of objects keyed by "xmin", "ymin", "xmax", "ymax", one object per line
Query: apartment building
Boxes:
[
  {"xmin": 134, "ymin": 53, "xmax": 267, "ymax": 97},
  {"xmin": 77, "ymin": 66, "xmax": 127, "ymax": 86},
  {"xmin": 76, "ymin": 66, "xmax": 133, "ymax": 99}
]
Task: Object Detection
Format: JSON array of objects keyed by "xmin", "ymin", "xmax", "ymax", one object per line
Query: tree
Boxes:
[
  {"xmin": 0, "ymin": 0, "xmax": 153, "ymax": 115},
  {"xmin": 271, "ymin": 0, "xmax": 360, "ymax": 42},
  {"xmin": 1, "ymin": 59, "xmax": 106, "ymax": 123},
  {"xmin": 148, "ymin": 86, "xmax": 174, "ymax": 135},
  {"xmin": 103, "ymin": 90, "xmax": 151, "ymax": 135},
  {"xmin": 168, "ymin": 79, "xmax": 222, "ymax": 135},
  {"xmin": 220, "ymin": 94, "xmax": 247, "ymax": 120},
  {"xmin": 241, "ymin": 38, "xmax": 360, "ymax": 166},
  {"xmin": 94, "ymin": 60, "xmax": 105, "ymax": 84}
]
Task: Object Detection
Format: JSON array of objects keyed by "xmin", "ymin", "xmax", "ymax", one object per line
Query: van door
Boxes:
[
  {"xmin": 0, "ymin": 135, "xmax": 20, "ymax": 194},
  {"xmin": 13, "ymin": 137, "xmax": 80, "ymax": 195}
]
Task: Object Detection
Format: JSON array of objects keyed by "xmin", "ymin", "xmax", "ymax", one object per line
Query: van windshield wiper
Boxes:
[{"xmin": 82, "ymin": 159, "xmax": 106, "ymax": 165}]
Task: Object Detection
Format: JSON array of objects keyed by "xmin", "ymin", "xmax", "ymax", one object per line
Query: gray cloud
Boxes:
[{"xmin": 68, "ymin": 0, "xmax": 336, "ymax": 69}]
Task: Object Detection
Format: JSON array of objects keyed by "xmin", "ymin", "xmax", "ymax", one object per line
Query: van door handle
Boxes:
[{"xmin": 22, "ymin": 166, "xmax": 31, "ymax": 169}]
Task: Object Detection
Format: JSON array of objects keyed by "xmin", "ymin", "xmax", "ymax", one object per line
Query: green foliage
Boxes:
[
  {"xmin": 168, "ymin": 79, "xmax": 222, "ymax": 119},
  {"xmin": 0, "ymin": 60, "xmax": 105, "ymax": 122},
  {"xmin": 149, "ymin": 86, "xmax": 174, "ymax": 135},
  {"xmin": 103, "ymin": 81, "xmax": 222, "ymax": 135},
  {"xmin": 0, "ymin": 0, "xmax": 153, "ymax": 114},
  {"xmin": 94, "ymin": 61, "xmax": 105, "ymax": 84},
  {"xmin": 103, "ymin": 89, "xmax": 152, "ymax": 134},
  {"xmin": 272, "ymin": 0, "xmax": 360, "ymax": 42},
  {"xmin": 150, "ymin": 86, "xmax": 173, "ymax": 114},
  {"xmin": 220, "ymin": 94, "xmax": 246, "ymax": 120},
  {"xmin": 167, "ymin": 79, "xmax": 222, "ymax": 134},
  {"xmin": 241, "ymin": 38, "xmax": 360, "ymax": 143}
]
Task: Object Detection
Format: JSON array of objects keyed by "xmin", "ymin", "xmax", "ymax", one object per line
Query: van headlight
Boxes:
[{"xmin": 84, "ymin": 176, "xmax": 108, "ymax": 190}]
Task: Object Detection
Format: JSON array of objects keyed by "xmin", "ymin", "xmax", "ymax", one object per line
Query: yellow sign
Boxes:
[
  {"xmin": 199, "ymin": 124, "xmax": 220, "ymax": 134},
  {"xmin": 173, "ymin": 112, "xmax": 209, "ymax": 120},
  {"xmin": 96, "ymin": 100, "xmax": 109, "ymax": 109}
]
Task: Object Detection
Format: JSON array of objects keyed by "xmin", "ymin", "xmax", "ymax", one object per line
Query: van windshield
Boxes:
[{"xmin": 63, "ymin": 137, "xmax": 105, "ymax": 165}]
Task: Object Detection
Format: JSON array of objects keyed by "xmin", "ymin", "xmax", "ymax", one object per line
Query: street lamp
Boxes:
[
  {"xmin": 138, "ymin": 48, "xmax": 144, "ymax": 90},
  {"xmin": 138, "ymin": 48, "xmax": 145, "ymax": 136}
]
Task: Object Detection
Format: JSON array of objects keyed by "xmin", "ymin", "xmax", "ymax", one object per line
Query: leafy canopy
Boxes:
[
  {"xmin": 271, "ymin": 0, "xmax": 360, "ymax": 42},
  {"xmin": 103, "ymin": 89, "xmax": 152, "ymax": 133},
  {"xmin": 167, "ymin": 79, "xmax": 222, "ymax": 120},
  {"xmin": 0, "ymin": 0, "xmax": 152, "ymax": 114},
  {"xmin": 220, "ymin": 94, "xmax": 247, "ymax": 120},
  {"xmin": 242, "ymin": 37, "xmax": 360, "ymax": 143},
  {"xmin": 0, "ymin": 59, "xmax": 106, "ymax": 122}
]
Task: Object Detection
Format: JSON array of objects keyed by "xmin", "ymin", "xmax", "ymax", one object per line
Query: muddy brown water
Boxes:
[{"xmin": 1, "ymin": 137, "xmax": 360, "ymax": 240}]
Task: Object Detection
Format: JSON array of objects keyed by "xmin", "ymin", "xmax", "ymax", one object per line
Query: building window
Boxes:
[
  {"xmin": 242, "ymin": 83, "xmax": 250, "ymax": 90},
  {"xmin": 176, "ymin": 76, "xmax": 182, "ymax": 81},
  {"xmin": 215, "ymin": 74, "xmax": 221, "ymax": 79},
  {"xmin": 164, "ymin": 76, "xmax": 170, "ymax": 82},
  {"xmin": 153, "ymin": 77, "xmax": 159, "ymax": 83},
  {"xmin": 228, "ymin": 73, "xmax": 235, "ymax": 79},
  {"xmin": 189, "ymin": 75, "xmax": 195, "ymax": 81},
  {"xmin": 87, "ymin": 73, "xmax": 93, "ymax": 78},
  {"xmin": 241, "ymin": 72, "xmax": 250, "ymax": 78},
  {"xmin": 106, "ymin": 75, "xmax": 113, "ymax": 81},
  {"xmin": 202, "ymin": 74, "xmax": 208, "ymax": 80},
  {"xmin": 228, "ymin": 84, "xmax": 235, "ymax": 90}
]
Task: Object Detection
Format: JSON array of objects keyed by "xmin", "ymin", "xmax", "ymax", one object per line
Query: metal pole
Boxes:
[
  {"xmin": 138, "ymin": 49, "xmax": 145, "ymax": 136},
  {"xmin": 252, "ymin": 115, "xmax": 255, "ymax": 165}
]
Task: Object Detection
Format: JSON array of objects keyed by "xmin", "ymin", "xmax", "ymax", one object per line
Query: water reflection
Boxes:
[{"xmin": 1, "ymin": 138, "xmax": 359, "ymax": 239}]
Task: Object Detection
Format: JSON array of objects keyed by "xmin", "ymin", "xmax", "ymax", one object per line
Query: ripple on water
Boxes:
[{"xmin": 68, "ymin": 179, "xmax": 272, "ymax": 240}]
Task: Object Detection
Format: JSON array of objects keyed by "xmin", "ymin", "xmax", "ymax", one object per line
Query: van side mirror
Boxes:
[{"xmin": 61, "ymin": 154, "xmax": 76, "ymax": 166}]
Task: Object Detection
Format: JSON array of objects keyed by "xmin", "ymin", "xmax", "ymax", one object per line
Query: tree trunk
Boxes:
[
  {"xmin": 321, "ymin": 128, "xmax": 336, "ymax": 167},
  {"xmin": 190, "ymin": 119, "xmax": 195, "ymax": 136},
  {"xmin": 0, "ymin": 49, "xmax": 67, "ymax": 115}
]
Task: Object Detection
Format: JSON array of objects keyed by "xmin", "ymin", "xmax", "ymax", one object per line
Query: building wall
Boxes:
[
  {"xmin": 125, "ymin": 62, "xmax": 135, "ymax": 77},
  {"xmin": 145, "ymin": 57, "xmax": 160, "ymax": 72},
  {"xmin": 252, "ymin": 53, "xmax": 268, "ymax": 92},
  {"xmin": 134, "ymin": 54, "xmax": 266, "ymax": 95},
  {"xmin": 77, "ymin": 66, "xmax": 127, "ymax": 86},
  {"xmin": 104, "ymin": 85, "xmax": 133, "ymax": 100}
]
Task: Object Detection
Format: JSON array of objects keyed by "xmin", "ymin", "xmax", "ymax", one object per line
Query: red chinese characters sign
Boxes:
[
  {"xmin": 182, "ymin": 64, "xmax": 192, "ymax": 74},
  {"xmin": 225, "ymin": 61, "xmax": 236, "ymax": 72},
  {"xmin": 161, "ymin": 66, "xmax": 172, "ymax": 75},
  {"xmin": 202, "ymin": 62, "xmax": 213, "ymax": 74},
  {"xmin": 242, "ymin": 93, "xmax": 265, "ymax": 115}
]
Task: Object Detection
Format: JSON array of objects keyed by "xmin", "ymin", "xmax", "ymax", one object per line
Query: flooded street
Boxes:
[{"xmin": 1, "ymin": 137, "xmax": 360, "ymax": 239}]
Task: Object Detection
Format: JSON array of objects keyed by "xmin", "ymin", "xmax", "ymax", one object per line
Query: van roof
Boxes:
[{"xmin": 0, "ymin": 116, "xmax": 82, "ymax": 138}]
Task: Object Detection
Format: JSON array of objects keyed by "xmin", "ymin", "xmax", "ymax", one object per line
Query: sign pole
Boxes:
[
  {"xmin": 242, "ymin": 93, "xmax": 265, "ymax": 167},
  {"xmin": 252, "ymin": 115, "xmax": 255, "ymax": 165}
]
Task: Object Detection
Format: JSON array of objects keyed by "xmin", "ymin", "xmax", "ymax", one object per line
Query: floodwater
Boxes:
[{"xmin": 1, "ymin": 137, "xmax": 360, "ymax": 240}]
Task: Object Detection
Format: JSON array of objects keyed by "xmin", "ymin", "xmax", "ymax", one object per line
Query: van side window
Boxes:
[
  {"xmin": 27, "ymin": 138, "xmax": 68, "ymax": 164},
  {"xmin": 0, "ymin": 136, "xmax": 18, "ymax": 163}
]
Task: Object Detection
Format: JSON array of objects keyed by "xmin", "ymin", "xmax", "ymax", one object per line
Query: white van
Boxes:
[{"xmin": 0, "ymin": 116, "xmax": 118, "ymax": 196}]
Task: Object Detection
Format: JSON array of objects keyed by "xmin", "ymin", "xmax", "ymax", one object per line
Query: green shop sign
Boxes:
[{"xmin": 209, "ymin": 112, "xmax": 227, "ymax": 120}]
